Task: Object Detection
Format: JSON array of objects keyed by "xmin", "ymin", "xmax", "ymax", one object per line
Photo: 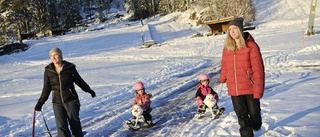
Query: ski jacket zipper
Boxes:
[
  {"xmin": 234, "ymin": 52, "xmax": 238, "ymax": 96},
  {"xmin": 58, "ymin": 73, "xmax": 64, "ymax": 103}
]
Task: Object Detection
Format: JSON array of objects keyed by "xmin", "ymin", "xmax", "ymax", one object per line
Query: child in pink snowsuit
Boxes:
[
  {"xmin": 132, "ymin": 82, "xmax": 153, "ymax": 124},
  {"xmin": 195, "ymin": 74, "xmax": 219, "ymax": 114}
]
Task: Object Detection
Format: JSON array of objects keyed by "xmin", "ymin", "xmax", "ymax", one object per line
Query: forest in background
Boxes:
[{"xmin": 0, "ymin": 0, "xmax": 254, "ymax": 46}]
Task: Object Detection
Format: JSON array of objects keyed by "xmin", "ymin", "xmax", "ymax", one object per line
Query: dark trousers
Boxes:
[
  {"xmin": 53, "ymin": 101, "xmax": 83, "ymax": 137},
  {"xmin": 142, "ymin": 108, "xmax": 152, "ymax": 122},
  {"xmin": 231, "ymin": 95, "xmax": 262, "ymax": 137}
]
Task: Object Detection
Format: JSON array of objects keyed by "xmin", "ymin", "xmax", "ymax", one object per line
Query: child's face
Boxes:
[
  {"xmin": 137, "ymin": 89, "xmax": 144, "ymax": 94},
  {"xmin": 200, "ymin": 79, "xmax": 209, "ymax": 86}
]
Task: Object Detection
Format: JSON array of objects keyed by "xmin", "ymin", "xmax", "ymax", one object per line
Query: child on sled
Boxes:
[
  {"xmin": 132, "ymin": 81, "xmax": 153, "ymax": 125},
  {"xmin": 195, "ymin": 74, "xmax": 220, "ymax": 118}
]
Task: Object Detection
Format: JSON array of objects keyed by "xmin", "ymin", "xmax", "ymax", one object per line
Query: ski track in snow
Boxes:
[{"xmin": 110, "ymin": 60, "xmax": 217, "ymax": 137}]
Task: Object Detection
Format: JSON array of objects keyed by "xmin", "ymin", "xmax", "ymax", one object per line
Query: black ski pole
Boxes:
[{"xmin": 41, "ymin": 111, "xmax": 52, "ymax": 137}]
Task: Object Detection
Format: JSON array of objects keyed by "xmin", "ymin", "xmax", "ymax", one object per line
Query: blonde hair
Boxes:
[{"xmin": 224, "ymin": 27, "xmax": 246, "ymax": 51}]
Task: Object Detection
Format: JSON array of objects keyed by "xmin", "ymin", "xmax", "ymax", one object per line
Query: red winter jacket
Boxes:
[{"xmin": 220, "ymin": 32, "xmax": 265, "ymax": 99}]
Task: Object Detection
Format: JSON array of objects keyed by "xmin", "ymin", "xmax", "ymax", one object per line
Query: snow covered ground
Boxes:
[{"xmin": 1, "ymin": 0, "xmax": 320, "ymax": 136}]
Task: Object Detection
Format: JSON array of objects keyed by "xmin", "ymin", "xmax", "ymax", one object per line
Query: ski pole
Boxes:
[
  {"xmin": 32, "ymin": 110, "xmax": 36, "ymax": 137},
  {"xmin": 41, "ymin": 111, "xmax": 52, "ymax": 137}
]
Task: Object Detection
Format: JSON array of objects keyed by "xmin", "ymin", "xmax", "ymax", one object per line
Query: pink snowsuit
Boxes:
[
  {"xmin": 195, "ymin": 84, "xmax": 219, "ymax": 107},
  {"xmin": 132, "ymin": 93, "xmax": 152, "ymax": 111}
]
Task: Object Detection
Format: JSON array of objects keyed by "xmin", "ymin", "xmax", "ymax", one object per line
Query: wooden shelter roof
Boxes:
[{"xmin": 204, "ymin": 17, "xmax": 234, "ymax": 25}]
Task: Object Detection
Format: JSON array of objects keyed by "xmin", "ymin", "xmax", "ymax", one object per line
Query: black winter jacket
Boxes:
[{"xmin": 37, "ymin": 61, "xmax": 93, "ymax": 105}]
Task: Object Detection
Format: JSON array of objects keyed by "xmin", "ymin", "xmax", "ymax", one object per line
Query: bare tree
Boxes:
[
  {"xmin": 192, "ymin": 0, "xmax": 255, "ymax": 24},
  {"xmin": 227, "ymin": 0, "xmax": 255, "ymax": 23}
]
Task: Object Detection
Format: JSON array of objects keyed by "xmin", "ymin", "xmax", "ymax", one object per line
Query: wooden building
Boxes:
[
  {"xmin": 46, "ymin": 29, "xmax": 66, "ymax": 36},
  {"xmin": 20, "ymin": 33, "xmax": 37, "ymax": 40},
  {"xmin": 204, "ymin": 17, "xmax": 234, "ymax": 35}
]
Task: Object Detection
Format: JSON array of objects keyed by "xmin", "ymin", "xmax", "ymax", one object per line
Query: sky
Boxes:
[{"xmin": 0, "ymin": 0, "xmax": 320, "ymax": 136}]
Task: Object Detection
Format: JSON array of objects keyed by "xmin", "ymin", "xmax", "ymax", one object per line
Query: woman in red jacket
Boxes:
[
  {"xmin": 220, "ymin": 18, "xmax": 265, "ymax": 137},
  {"xmin": 195, "ymin": 74, "xmax": 219, "ymax": 118}
]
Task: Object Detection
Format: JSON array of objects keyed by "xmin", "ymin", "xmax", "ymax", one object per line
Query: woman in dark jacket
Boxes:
[
  {"xmin": 220, "ymin": 18, "xmax": 265, "ymax": 137},
  {"xmin": 35, "ymin": 48, "xmax": 96, "ymax": 137}
]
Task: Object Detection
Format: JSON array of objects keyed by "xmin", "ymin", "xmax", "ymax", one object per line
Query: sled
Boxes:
[{"xmin": 125, "ymin": 118, "xmax": 160, "ymax": 131}]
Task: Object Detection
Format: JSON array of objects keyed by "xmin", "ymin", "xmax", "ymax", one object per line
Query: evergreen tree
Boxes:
[{"xmin": 28, "ymin": 0, "xmax": 48, "ymax": 34}]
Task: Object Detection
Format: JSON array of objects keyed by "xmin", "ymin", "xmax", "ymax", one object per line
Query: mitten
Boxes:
[
  {"xmin": 35, "ymin": 102, "xmax": 44, "ymax": 111},
  {"xmin": 89, "ymin": 90, "xmax": 96, "ymax": 98}
]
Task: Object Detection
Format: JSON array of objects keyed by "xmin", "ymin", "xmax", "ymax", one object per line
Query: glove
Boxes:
[
  {"xmin": 89, "ymin": 90, "xmax": 96, "ymax": 98},
  {"xmin": 35, "ymin": 102, "xmax": 43, "ymax": 111}
]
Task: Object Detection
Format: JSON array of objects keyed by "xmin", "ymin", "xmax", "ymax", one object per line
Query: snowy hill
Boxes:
[{"xmin": 0, "ymin": 0, "xmax": 320, "ymax": 136}]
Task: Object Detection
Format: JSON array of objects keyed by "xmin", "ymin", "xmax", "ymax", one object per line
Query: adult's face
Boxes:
[
  {"xmin": 228, "ymin": 25, "xmax": 240, "ymax": 40},
  {"xmin": 50, "ymin": 53, "xmax": 62, "ymax": 64}
]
